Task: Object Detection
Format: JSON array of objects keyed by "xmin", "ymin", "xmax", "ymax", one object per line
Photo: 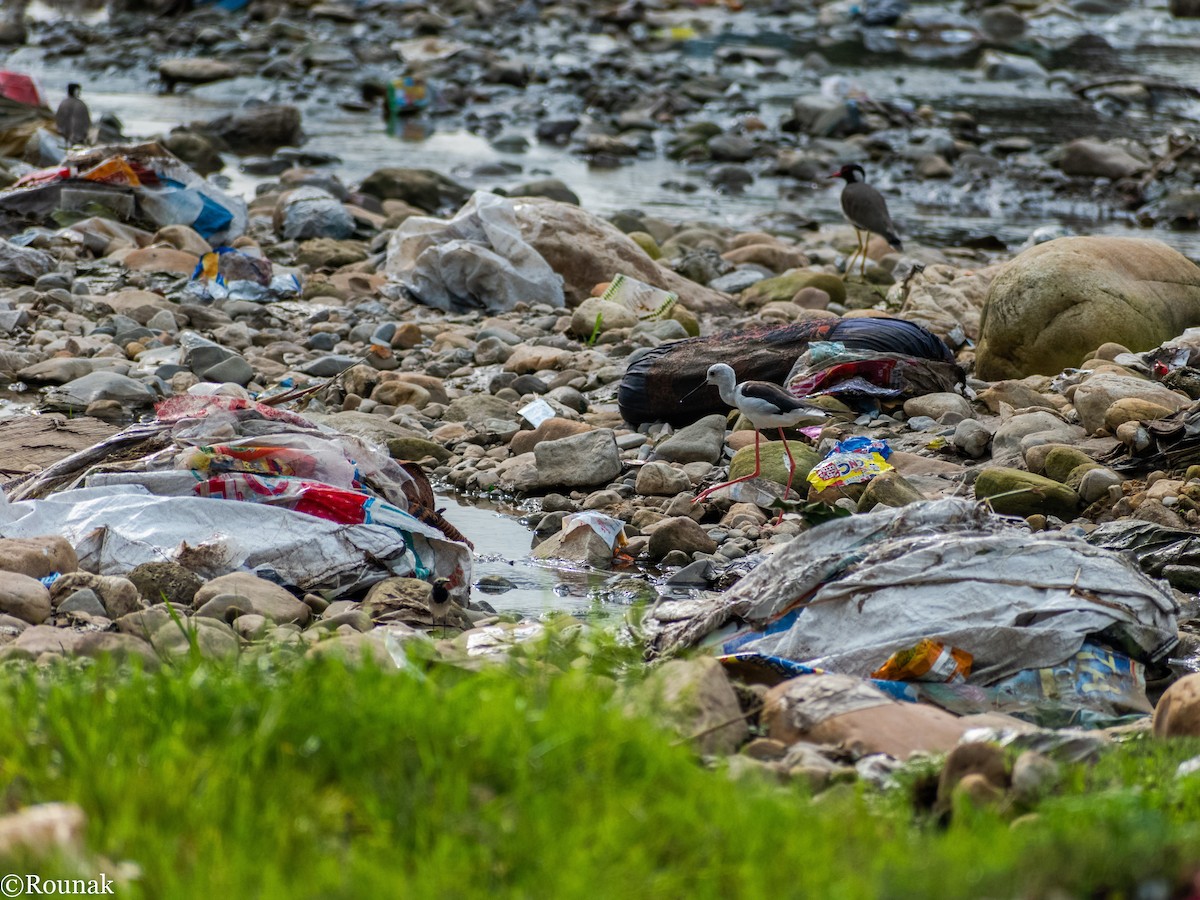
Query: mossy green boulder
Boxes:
[
  {"xmin": 974, "ymin": 467, "xmax": 1080, "ymax": 519},
  {"xmin": 857, "ymin": 471, "xmax": 926, "ymax": 512},
  {"xmin": 668, "ymin": 304, "xmax": 701, "ymax": 337},
  {"xmin": 741, "ymin": 270, "xmax": 847, "ymax": 307},
  {"xmin": 627, "ymin": 231, "xmax": 662, "ymax": 260},
  {"xmin": 1042, "ymin": 447, "xmax": 1096, "ymax": 484},
  {"xmin": 729, "ymin": 440, "xmax": 820, "ymax": 486},
  {"xmin": 386, "ymin": 437, "xmax": 452, "ymax": 464}
]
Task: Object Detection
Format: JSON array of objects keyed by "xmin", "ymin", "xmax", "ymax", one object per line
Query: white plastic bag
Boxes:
[{"xmin": 385, "ymin": 191, "xmax": 564, "ymax": 312}]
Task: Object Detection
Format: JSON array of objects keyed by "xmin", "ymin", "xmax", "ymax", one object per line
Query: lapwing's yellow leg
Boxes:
[{"xmin": 845, "ymin": 228, "xmax": 864, "ymax": 279}]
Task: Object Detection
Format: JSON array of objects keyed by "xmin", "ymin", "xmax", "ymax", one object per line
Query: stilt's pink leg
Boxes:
[
  {"xmin": 694, "ymin": 429, "xmax": 762, "ymax": 503},
  {"xmin": 777, "ymin": 428, "xmax": 798, "ymax": 524}
]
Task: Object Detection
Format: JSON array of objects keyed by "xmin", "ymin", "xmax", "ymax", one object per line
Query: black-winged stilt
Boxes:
[{"xmin": 683, "ymin": 363, "xmax": 827, "ymax": 518}]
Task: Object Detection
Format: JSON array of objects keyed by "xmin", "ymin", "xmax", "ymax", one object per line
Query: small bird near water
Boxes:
[
  {"xmin": 683, "ymin": 363, "xmax": 827, "ymax": 519},
  {"xmin": 830, "ymin": 163, "xmax": 902, "ymax": 279},
  {"xmin": 55, "ymin": 83, "xmax": 90, "ymax": 147},
  {"xmin": 428, "ymin": 577, "xmax": 454, "ymax": 637}
]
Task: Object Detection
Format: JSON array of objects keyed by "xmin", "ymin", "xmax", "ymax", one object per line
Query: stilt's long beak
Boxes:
[{"xmin": 680, "ymin": 381, "xmax": 708, "ymax": 403}]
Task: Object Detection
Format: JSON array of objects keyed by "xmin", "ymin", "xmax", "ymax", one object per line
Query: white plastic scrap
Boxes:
[{"xmin": 385, "ymin": 191, "xmax": 565, "ymax": 312}]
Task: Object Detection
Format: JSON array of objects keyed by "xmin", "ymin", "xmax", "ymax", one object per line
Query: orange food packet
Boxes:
[{"xmin": 870, "ymin": 639, "xmax": 972, "ymax": 683}]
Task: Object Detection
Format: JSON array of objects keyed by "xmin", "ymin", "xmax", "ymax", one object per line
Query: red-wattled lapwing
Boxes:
[
  {"xmin": 55, "ymin": 83, "xmax": 90, "ymax": 147},
  {"xmin": 683, "ymin": 364, "xmax": 827, "ymax": 520},
  {"xmin": 830, "ymin": 163, "xmax": 902, "ymax": 279}
]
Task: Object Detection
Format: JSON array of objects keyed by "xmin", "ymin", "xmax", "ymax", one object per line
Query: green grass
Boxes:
[{"xmin": 3, "ymin": 636, "xmax": 1200, "ymax": 899}]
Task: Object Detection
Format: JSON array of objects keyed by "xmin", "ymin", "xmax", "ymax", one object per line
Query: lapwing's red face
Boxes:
[{"xmin": 828, "ymin": 164, "xmax": 864, "ymax": 182}]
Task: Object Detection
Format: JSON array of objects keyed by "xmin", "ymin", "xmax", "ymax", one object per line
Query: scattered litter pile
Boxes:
[
  {"xmin": 0, "ymin": 142, "xmax": 246, "ymax": 243},
  {"xmin": 186, "ymin": 246, "xmax": 301, "ymax": 304},
  {"xmin": 1, "ymin": 394, "xmax": 471, "ymax": 599},
  {"xmin": 618, "ymin": 316, "xmax": 960, "ymax": 427},
  {"xmin": 646, "ymin": 499, "xmax": 1179, "ymax": 727}
]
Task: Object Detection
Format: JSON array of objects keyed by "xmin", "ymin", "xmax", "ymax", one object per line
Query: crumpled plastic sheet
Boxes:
[
  {"xmin": 1105, "ymin": 402, "xmax": 1200, "ymax": 472},
  {"xmin": 1088, "ymin": 518, "xmax": 1200, "ymax": 575},
  {"xmin": 0, "ymin": 484, "xmax": 452, "ymax": 597},
  {"xmin": 0, "ymin": 396, "xmax": 472, "ymax": 599},
  {"xmin": 384, "ymin": 191, "xmax": 565, "ymax": 313},
  {"xmin": 785, "ymin": 348, "xmax": 965, "ymax": 404},
  {"xmin": 646, "ymin": 499, "xmax": 1178, "ymax": 685}
]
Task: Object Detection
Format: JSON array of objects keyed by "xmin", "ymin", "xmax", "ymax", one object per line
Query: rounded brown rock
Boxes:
[{"xmin": 1153, "ymin": 673, "xmax": 1200, "ymax": 737}]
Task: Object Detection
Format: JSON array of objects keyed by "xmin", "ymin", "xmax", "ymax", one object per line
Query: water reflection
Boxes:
[
  {"xmin": 24, "ymin": 0, "xmax": 109, "ymax": 23},
  {"xmin": 439, "ymin": 494, "xmax": 643, "ymax": 623},
  {"xmin": 388, "ymin": 117, "xmax": 435, "ymax": 143}
]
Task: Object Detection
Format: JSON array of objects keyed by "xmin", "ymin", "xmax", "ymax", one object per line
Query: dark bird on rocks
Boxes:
[
  {"xmin": 428, "ymin": 577, "xmax": 454, "ymax": 637},
  {"xmin": 829, "ymin": 163, "xmax": 903, "ymax": 279},
  {"xmin": 55, "ymin": 83, "xmax": 90, "ymax": 146}
]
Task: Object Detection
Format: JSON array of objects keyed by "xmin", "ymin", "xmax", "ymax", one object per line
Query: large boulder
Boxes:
[
  {"xmin": 1154, "ymin": 672, "xmax": 1200, "ymax": 736},
  {"xmin": 532, "ymin": 429, "xmax": 622, "ymax": 490},
  {"xmin": 192, "ymin": 572, "xmax": 310, "ymax": 626},
  {"xmin": 509, "ymin": 198, "xmax": 736, "ymax": 313},
  {"xmin": 762, "ymin": 674, "xmax": 979, "ymax": 757},
  {"xmin": 1072, "ymin": 373, "xmax": 1189, "ymax": 435},
  {"xmin": 740, "ymin": 270, "xmax": 846, "ymax": 307},
  {"xmin": 0, "ymin": 575, "xmax": 51, "ymax": 625},
  {"xmin": 631, "ymin": 658, "xmax": 748, "ymax": 754},
  {"xmin": 786, "ymin": 94, "xmax": 856, "ymax": 137},
  {"xmin": 728, "ymin": 440, "xmax": 820, "ymax": 485},
  {"xmin": 0, "ymin": 19, "xmax": 28, "ymax": 46},
  {"xmin": 43, "ymin": 372, "xmax": 158, "ymax": 411},
  {"xmin": 976, "ymin": 237, "xmax": 1200, "ymax": 380},
  {"xmin": 0, "ymin": 537, "xmax": 78, "ymax": 580},
  {"xmin": 1056, "ymin": 139, "xmax": 1147, "ymax": 180},
  {"xmin": 357, "ymin": 168, "xmax": 470, "ymax": 214},
  {"xmin": 163, "ymin": 129, "xmax": 224, "ymax": 175},
  {"xmin": 159, "ymin": 57, "xmax": 241, "ymax": 91},
  {"xmin": 990, "ymin": 411, "xmax": 1085, "ymax": 467},
  {"xmin": 192, "ymin": 105, "xmax": 302, "ymax": 156},
  {"xmin": 654, "ymin": 415, "xmax": 727, "ymax": 465},
  {"xmin": 973, "ymin": 467, "xmax": 1081, "ymax": 519}
]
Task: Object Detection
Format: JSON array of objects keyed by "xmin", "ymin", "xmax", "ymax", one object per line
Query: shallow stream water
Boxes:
[
  {"xmin": 438, "ymin": 494, "xmax": 654, "ymax": 621},
  {"xmin": 12, "ymin": 1, "xmax": 1200, "ymax": 254}
]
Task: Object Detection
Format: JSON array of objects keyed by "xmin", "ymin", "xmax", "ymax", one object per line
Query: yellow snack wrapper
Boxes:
[{"xmin": 806, "ymin": 450, "xmax": 893, "ymax": 491}]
